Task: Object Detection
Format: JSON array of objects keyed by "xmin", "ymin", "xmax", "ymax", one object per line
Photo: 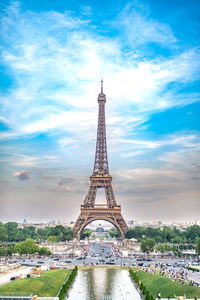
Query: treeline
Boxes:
[
  {"xmin": 0, "ymin": 222, "xmax": 73, "ymax": 242},
  {"xmin": 81, "ymin": 229, "xmax": 93, "ymax": 239},
  {"xmin": 107, "ymin": 227, "xmax": 119, "ymax": 238},
  {"xmin": 125, "ymin": 225, "xmax": 200, "ymax": 244},
  {"xmin": 0, "ymin": 238, "xmax": 51, "ymax": 256}
]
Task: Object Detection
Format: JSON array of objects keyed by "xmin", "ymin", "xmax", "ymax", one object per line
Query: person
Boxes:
[
  {"xmin": 168, "ymin": 297, "xmax": 170, "ymax": 300},
  {"xmin": 157, "ymin": 292, "xmax": 161, "ymax": 299}
]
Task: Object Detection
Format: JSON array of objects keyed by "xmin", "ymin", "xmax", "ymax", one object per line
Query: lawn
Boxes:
[
  {"xmin": 132, "ymin": 269, "xmax": 200, "ymax": 299},
  {"xmin": 0, "ymin": 269, "xmax": 70, "ymax": 297}
]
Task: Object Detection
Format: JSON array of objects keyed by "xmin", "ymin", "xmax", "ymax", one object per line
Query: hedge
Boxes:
[
  {"xmin": 58, "ymin": 266, "xmax": 78, "ymax": 300},
  {"xmin": 129, "ymin": 269, "xmax": 155, "ymax": 300}
]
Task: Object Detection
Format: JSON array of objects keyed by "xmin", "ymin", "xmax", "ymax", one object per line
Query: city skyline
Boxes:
[{"xmin": 0, "ymin": 0, "xmax": 200, "ymax": 223}]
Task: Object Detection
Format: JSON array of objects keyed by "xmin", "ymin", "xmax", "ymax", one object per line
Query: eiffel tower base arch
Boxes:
[{"xmin": 73, "ymin": 205, "xmax": 128, "ymax": 240}]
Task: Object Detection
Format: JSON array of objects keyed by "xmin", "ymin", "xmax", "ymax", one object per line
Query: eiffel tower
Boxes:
[{"xmin": 73, "ymin": 80, "xmax": 128, "ymax": 239}]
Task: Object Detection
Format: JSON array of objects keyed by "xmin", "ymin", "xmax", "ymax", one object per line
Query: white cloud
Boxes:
[
  {"xmin": 158, "ymin": 148, "xmax": 200, "ymax": 170},
  {"xmin": 13, "ymin": 170, "xmax": 31, "ymax": 180},
  {"xmin": 1, "ymin": 153, "xmax": 61, "ymax": 168},
  {"xmin": 120, "ymin": 138, "xmax": 159, "ymax": 149},
  {"xmin": 112, "ymin": 133, "xmax": 200, "ymax": 155},
  {"xmin": 0, "ymin": 3, "xmax": 199, "ymax": 141},
  {"xmin": 12, "ymin": 155, "xmax": 38, "ymax": 167},
  {"xmin": 0, "ymin": 116, "xmax": 10, "ymax": 125},
  {"xmin": 121, "ymin": 150, "xmax": 144, "ymax": 158},
  {"xmin": 43, "ymin": 175, "xmax": 56, "ymax": 179},
  {"xmin": 115, "ymin": 6, "xmax": 177, "ymax": 47},
  {"xmin": 60, "ymin": 186, "xmax": 74, "ymax": 192},
  {"xmin": 118, "ymin": 167, "xmax": 183, "ymax": 181}
]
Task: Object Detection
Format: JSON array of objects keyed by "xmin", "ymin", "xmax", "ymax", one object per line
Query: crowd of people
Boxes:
[
  {"xmin": 158, "ymin": 265, "xmax": 200, "ymax": 288},
  {"xmin": 138, "ymin": 264, "xmax": 200, "ymax": 299}
]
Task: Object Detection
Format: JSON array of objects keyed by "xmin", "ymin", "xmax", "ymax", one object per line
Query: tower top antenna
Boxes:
[{"xmin": 101, "ymin": 78, "xmax": 103, "ymax": 94}]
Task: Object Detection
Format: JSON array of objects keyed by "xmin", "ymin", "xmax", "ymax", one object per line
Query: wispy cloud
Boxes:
[
  {"xmin": 115, "ymin": 5, "xmax": 177, "ymax": 47},
  {"xmin": 12, "ymin": 155, "xmax": 38, "ymax": 167},
  {"xmin": 60, "ymin": 186, "xmax": 74, "ymax": 192},
  {"xmin": 58, "ymin": 177, "xmax": 76, "ymax": 186},
  {"xmin": 43, "ymin": 174, "xmax": 56, "ymax": 180},
  {"xmin": 121, "ymin": 150, "xmax": 144, "ymax": 158}
]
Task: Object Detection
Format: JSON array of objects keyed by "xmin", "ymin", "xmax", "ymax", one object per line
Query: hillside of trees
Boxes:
[
  {"xmin": 0, "ymin": 222, "xmax": 199, "ymax": 246},
  {"xmin": 0, "ymin": 222, "xmax": 73, "ymax": 243},
  {"xmin": 125, "ymin": 225, "xmax": 200, "ymax": 244}
]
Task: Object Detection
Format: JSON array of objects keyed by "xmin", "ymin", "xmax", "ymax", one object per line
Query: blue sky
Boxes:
[{"xmin": 0, "ymin": 0, "xmax": 199, "ymax": 223}]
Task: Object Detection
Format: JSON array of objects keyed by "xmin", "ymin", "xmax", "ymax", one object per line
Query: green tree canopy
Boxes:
[
  {"xmin": 38, "ymin": 246, "xmax": 51, "ymax": 256},
  {"xmin": 185, "ymin": 225, "xmax": 200, "ymax": 242},
  {"xmin": 14, "ymin": 238, "xmax": 39, "ymax": 255},
  {"xmin": 195, "ymin": 237, "xmax": 200, "ymax": 262},
  {"xmin": 141, "ymin": 238, "xmax": 156, "ymax": 255},
  {"xmin": 81, "ymin": 229, "xmax": 93, "ymax": 239},
  {"xmin": 47, "ymin": 236, "xmax": 57, "ymax": 243},
  {"xmin": 4, "ymin": 222, "xmax": 18, "ymax": 241},
  {"xmin": 0, "ymin": 222, "xmax": 8, "ymax": 241},
  {"xmin": 107, "ymin": 227, "xmax": 119, "ymax": 238},
  {"xmin": 156, "ymin": 243, "xmax": 171, "ymax": 253}
]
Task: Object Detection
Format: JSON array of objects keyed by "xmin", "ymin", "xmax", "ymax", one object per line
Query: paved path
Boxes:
[
  {"xmin": 187, "ymin": 269, "xmax": 200, "ymax": 284},
  {"xmin": 0, "ymin": 266, "xmax": 32, "ymax": 286}
]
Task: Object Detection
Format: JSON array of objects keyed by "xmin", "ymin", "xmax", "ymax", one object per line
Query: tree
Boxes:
[
  {"xmin": 65, "ymin": 228, "xmax": 73, "ymax": 241},
  {"xmin": 188, "ymin": 244, "xmax": 193, "ymax": 250},
  {"xmin": 161, "ymin": 226, "xmax": 175, "ymax": 243},
  {"xmin": 6, "ymin": 246, "xmax": 16, "ymax": 256},
  {"xmin": 156, "ymin": 244, "xmax": 166, "ymax": 254},
  {"xmin": 81, "ymin": 229, "xmax": 93, "ymax": 239},
  {"xmin": 125, "ymin": 227, "xmax": 146, "ymax": 240},
  {"xmin": 146, "ymin": 227, "xmax": 156, "ymax": 238},
  {"xmin": 52, "ymin": 225, "xmax": 65, "ymax": 236},
  {"xmin": 171, "ymin": 235, "xmax": 183, "ymax": 244},
  {"xmin": 5, "ymin": 222, "xmax": 18, "ymax": 241},
  {"xmin": 0, "ymin": 222, "xmax": 8, "ymax": 241},
  {"xmin": 195, "ymin": 237, "xmax": 200, "ymax": 264},
  {"xmin": 156, "ymin": 243, "xmax": 172, "ymax": 254},
  {"xmin": 107, "ymin": 227, "xmax": 119, "ymax": 238},
  {"xmin": 15, "ymin": 230, "xmax": 26, "ymax": 242},
  {"xmin": 49, "ymin": 226, "xmax": 73, "ymax": 241},
  {"xmin": 22, "ymin": 226, "xmax": 37, "ymax": 239},
  {"xmin": 155, "ymin": 236, "xmax": 162, "ymax": 243},
  {"xmin": 48, "ymin": 236, "xmax": 57, "ymax": 243},
  {"xmin": 125, "ymin": 229, "xmax": 134, "ymax": 239},
  {"xmin": 57, "ymin": 232, "xmax": 64, "ymax": 241},
  {"xmin": 141, "ymin": 238, "xmax": 155, "ymax": 255},
  {"xmin": 185, "ymin": 225, "xmax": 200, "ymax": 242},
  {"xmin": 15, "ymin": 238, "xmax": 39, "ymax": 255},
  {"xmin": 38, "ymin": 246, "xmax": 51, "ymax": 256},
  {"xmin": 0, "ymin": 245, "xmax": 15, "ymax": 256}
]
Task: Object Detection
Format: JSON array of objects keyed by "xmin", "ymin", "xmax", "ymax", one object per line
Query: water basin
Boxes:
[{"xmin": 66, "ymin": 267, "xmax": 143, "ymax": 300}]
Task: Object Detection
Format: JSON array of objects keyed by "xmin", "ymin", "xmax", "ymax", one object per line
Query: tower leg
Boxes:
[
  {"xmin": 105, "ymin": 184, "xmax": 117, "ymax": 207},
  {"xmin": 84, "ymin": 185, "xmax": 97, "ymax": 207}
]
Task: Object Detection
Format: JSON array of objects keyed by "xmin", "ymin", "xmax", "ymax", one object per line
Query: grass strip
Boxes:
[
  {"xmin": 0, "ymin": 269, "xmax": 69, "ymax": 297},
  {"xmin": 131, "ymin": 268, "xmax": 200, "ymax": 299}
]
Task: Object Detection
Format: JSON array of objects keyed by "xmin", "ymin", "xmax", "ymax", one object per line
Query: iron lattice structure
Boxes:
[{"xmin": 73, "ymin": 80, "xmax": 128, "ymax": 239}]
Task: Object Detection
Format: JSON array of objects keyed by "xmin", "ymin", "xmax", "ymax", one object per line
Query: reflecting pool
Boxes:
[{"xmin": 66, "ymin": 267, "xmax": 143, "ymax": 300}]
